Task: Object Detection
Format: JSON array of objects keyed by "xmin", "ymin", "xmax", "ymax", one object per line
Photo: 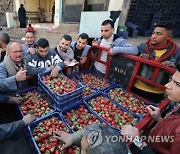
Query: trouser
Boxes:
[
  {"xmin": 52, "ymin": 14, "xmax": 54, "ymax": 23},
  {"xmin": 91, "ymin": 65, "xmax": 105, "ymax": 78}
]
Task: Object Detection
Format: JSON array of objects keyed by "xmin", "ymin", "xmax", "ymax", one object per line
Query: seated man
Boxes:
[
  {"xmin": 132, "ymin": 21, "xmax": 180, "ymax": 103},
  {"xmin": 26, "ymin": 24, "xmax": 35, "ymax": 33},
  {"xmin": 92, "ymin": 19, "xmax": 138, "ymax": 77},
  {"xmin": 0, "ymin": 42, "xmax": 45, "ymax": 93},
  {"xmin": 71, "ymin": 33, "xmax": 91, "ymax": 64},
  {"xmin": 0, "ymin": 32, "xmax": 10, "ymax": 62},
  {"xmin": 22, "ymin": 31, "xmax": 36, "ymax": 55},
  {"xmin": 55, "ymin": 124, "xmax": 129, "ymax": 154},
  {"xmin": 121, "ymin": 62, "xmax": 180, "ymax": 154},
  {"xmin": 27, "ymin": 38, "xmax": 64, "ymax": 78},
  {"xmin": 54, "ymin": 34, "xmax": 75, "ymax": 66}
]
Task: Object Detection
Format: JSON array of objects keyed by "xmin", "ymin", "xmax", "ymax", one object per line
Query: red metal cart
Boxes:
[{"xmin": 73, "ymin": 45, "xmax": 176, "ymax": 133}]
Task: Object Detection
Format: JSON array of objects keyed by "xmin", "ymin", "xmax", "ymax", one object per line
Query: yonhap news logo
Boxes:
[
  {"xmin": 86, "ymin": 130, "xmax": 175, "ymax": 149},
  {"xmin": 87, "ymin": 130, "xmax": 103, "ymax": 148}
]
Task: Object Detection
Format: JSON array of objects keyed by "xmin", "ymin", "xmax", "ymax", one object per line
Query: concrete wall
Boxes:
[
  {"xmin": 24, "ymin": 0, "xmax": 39, "ymax": 11},
  {"xmin": 87, "ymin": 0, "xmax": 108, "ymax": 4},
  {"xmin": 118, "ymin": 0, "xmax": 131, "ymax": 26},
  {"xmin": 65, "ymin": 0, "xmax": 85, "ymax": 5},
  {"xmin": 54, "ymin": 0, "xmax": 60, "ymax": 26},
  {"xmin": 108, "ymin": 0, "xmax": 123, "ymax": 11},
  {"xmin": 49, "ymin": 0, "xmax": 55, "ymax": 11}
]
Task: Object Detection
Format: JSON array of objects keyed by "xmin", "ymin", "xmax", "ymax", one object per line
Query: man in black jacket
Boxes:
[
  {"xmin": 0, "ymin": 94, "xmax": 36, "ymax": 140},
  {"xmin": 0, "ymin": 32, "xmax": 10, "ymax": 62}
]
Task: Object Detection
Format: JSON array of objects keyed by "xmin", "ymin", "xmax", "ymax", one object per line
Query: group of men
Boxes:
[{"xmin": 0, "ymin": 19, "xmax": 180, "ymax": 153}]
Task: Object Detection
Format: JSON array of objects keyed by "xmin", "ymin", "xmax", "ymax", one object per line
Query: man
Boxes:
[
  {"xmin": 55, "ymin": 124, "xmax": 128, "ymax": 154},
  {"xmin": 0, "ymin": 94, "xmax": 36, "ymax": 154},
  {"xmin": 0, "ymin": 42, "xmax": 45, "ymax": 93},
  {"xmin": 27, "ymin": 38, "xmax": 64, "ymax": 78},
  {"xmin": 132, "ymin": 21, "xmax": 180, "ymax": 103},
  {"xmin": 52, "ymin": 2, "xmax": 55, "ymax": 23},
  {"xmin": 0, "ymin": 113, "xmax": 35, "ymax": 140},
  {"xmin": 26, "ymin": 24, "xmax": 35, "ymax": 33},
  {"xmin": 92, "ymin": 19, "xmax": 138, "ymax": 77},
  {"xmin": 0, "ymin": 32, "xmax": 10, "ymax": 62},
  {"xmin": 22, "ymin": 31, "xmax": 36, "ymax": 55},
  {"xmin": 121, "ymin": 62, "xmax": 180, "ymax": 154},
  {"xmin": 0, "ymin": 94, "xmax": 35, "ymax": 140},
  {"xmin": 55, "ymin": 35, "xmax": 74, "ymax": 66},
  {"xmin": 71, "ymin": 33, "xmax": 91, "ymax": 64}
]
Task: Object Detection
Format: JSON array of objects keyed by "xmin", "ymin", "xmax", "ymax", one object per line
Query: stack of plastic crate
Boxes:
[{"xmin": 38, "ymin": 71, "xmax": 83, "ymax": 111}]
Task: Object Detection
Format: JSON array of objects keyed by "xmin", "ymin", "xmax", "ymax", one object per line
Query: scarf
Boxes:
[
  {"xmin": 145, "ymin": 39, "xmax": 178, "ymax": 62},
  {"xmin": 56, "ymin": 45, "xmax": 73, "ymax": 61},
  {"xmin": 4, "ymin": 55, "xmax": 27, "ymax": 77}
]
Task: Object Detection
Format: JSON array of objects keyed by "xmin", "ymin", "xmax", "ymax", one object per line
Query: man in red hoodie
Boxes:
[{"xmin": 121, "ymin": 62, "xmax": 180, "ymax": 154}]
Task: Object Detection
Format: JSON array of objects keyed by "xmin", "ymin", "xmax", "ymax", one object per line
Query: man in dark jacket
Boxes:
[
  {"xmin": 27, "ymin": 38, "xmax": 64, "ymax": 78},
  {"xmin": 0, "ymin": 94, "xmax": 35, "ymax": 140},
  {"xmin": 0, "ymin": 94, "xmax": 36, "ymax": 154},
  {"xmin": 0, "ymin": 32, "xmax": 10, "ymax": 62},
  {"xmin": 18, "ymin": 4, "xmax": 27, "ymax": 28}
]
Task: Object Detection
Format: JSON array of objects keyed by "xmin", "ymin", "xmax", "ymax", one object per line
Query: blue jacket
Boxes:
[
  {"xmin": 0, "ymin": 95, "xmax": 25, "ymax": 141},
  {"xmin": 22, "ymin": 43, "xmax": 36, "ymax": 56},
  {"xmin": 0, "ymin": 120, "xmax": 25, "ymax": 141},
  {"xmin": 98, "ymin": 34, "xmax": 138, "ymax": 55},
  {"xmin": 0, "ymin": 61, "xmax": 45, "ymax": 93},
  {"xmin": 0, "ymin": 95, "xmax": 9, "ymax": 103},
  {"xmin": 71, "ymin": 42, "xmax": 91, "ymax": 58}
]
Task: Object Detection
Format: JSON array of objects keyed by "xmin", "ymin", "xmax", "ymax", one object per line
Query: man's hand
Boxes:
[
  {"xmin": 146, "ymin": 105, "xmax": 162, "ymax": 122},
  {"xmin": 15, "ymin": 68, "xmax": 27, "ymax": 81},
  {"xmin": 49, "ymin": 65, "xmax": 55, "ymax": 71},
  {"xmin": 92, "ymin": 38, "xmax": 98, "ymax": 46},
  {"xmin": 139, "ymin": 53, "xmax": 150, "ymax": 59},
  {"xmin": 22, "ymin": 114, "xmax": 36, "ymax": 126},
  {"xmin": 54, "ymin": 131, "xmax": 73, "ymax": 150},
  {"xmin": 108, "ymin": 48, "xmax": 114, "ymax": 56},
  {"xmin": 80, "ymin": 57, "xmax": 87, "ymax": 64},
  {"xmin": 50, "ymin": 67, "xmax": 59, "ymax": 78},
  {"xmin": 64, "ymin": 61, "xmax": 71, "ymax": 66},
  {"xmin": 8, "ymin": 96, "xmax": 23, "ymax": 104},
  {"xmin": 121, "ymin": 125, "xmax": 140, "ymax": 140},
  {"xmin": 27, "ymin": 48, "xmax": 36, "ymax": 54},
  {"xmin": 162, "ymin": 61, "xmax": 175, "ymax": 68},
  {"xmin": 71, "ymin": 59, "xmax": 78, "ymax": 63}
]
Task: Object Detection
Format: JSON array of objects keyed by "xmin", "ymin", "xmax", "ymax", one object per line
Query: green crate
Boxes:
[{"xmin": 118, "ymin": 25, "xmax": 127, "ymax": 31}]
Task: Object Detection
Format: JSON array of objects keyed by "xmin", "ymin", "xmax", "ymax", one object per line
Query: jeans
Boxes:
[{"xmin": 91, "ymin": 65, "xmax": 105, "ymax": 78}]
